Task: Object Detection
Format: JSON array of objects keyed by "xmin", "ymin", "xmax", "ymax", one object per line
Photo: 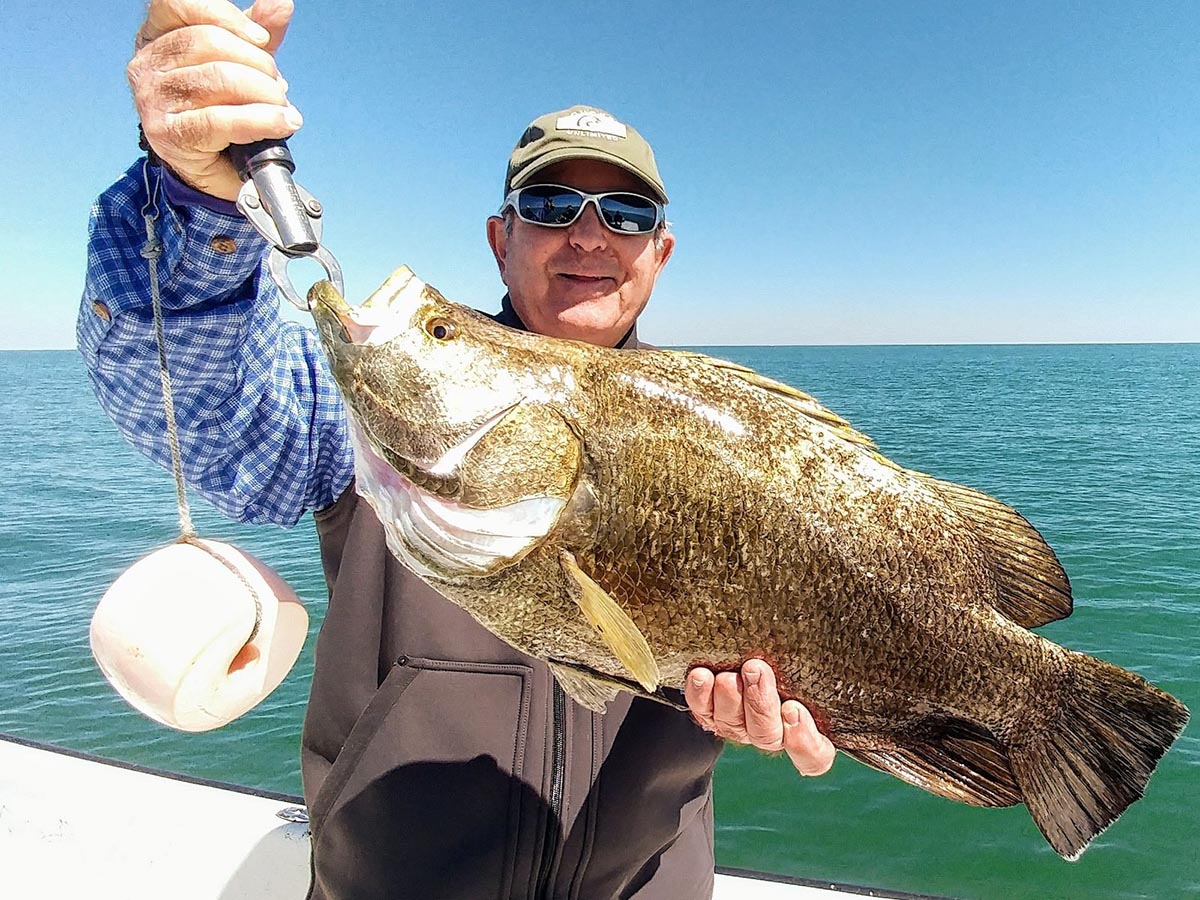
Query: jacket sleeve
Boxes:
[{"xmin": 77, "ymin": 159, "xmax": 353, "ymax": 527}]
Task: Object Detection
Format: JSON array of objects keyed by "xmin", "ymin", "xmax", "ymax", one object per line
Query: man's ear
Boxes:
[
  {"xmin": 486, "ymin": 215, "xmax": 509, "ymax": 282},
  {"xmin": 654, "ymin": 230, "xmax": 676, "ymax": 275}
]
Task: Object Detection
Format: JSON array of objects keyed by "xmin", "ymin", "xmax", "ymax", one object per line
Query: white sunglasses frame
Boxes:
[{"xmin": 500, "ymin": 184, "xmax": 665, "ymax": 235}]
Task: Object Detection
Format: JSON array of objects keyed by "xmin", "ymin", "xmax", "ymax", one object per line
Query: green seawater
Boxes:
[{"xmin": 1, "ymin": 345, "xmax": 1196, "ymax": 900}]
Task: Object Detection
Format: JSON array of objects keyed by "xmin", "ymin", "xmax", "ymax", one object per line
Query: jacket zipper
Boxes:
[{"xmin": 537, "ymin": 681, "xmax": 567, "ymax": 899}]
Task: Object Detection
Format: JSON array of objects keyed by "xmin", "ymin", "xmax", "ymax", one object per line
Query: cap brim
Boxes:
[{"xmin": 510, "ymin": 147, "xmax": 669, "ymax": 205}]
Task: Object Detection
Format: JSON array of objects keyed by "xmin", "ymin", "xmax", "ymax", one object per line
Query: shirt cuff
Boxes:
[{"xmin": 161, "ymin": 166, "xmax": 241, "ymax": 217}]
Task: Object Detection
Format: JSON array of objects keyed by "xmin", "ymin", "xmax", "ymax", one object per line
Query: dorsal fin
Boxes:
[
  {"xmin": 921, "ymin": 475, "xmax": 1072, "ymax": 627},
  {"xmin": 666, "ymin": 350, "xmax": 883, "ymax": 455}
]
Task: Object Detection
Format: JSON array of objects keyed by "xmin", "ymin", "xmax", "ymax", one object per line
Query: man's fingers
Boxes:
[
  {"xmin": 162, "ymin": 102, "xmax": 302, "ymax": 153},
  {"xmin": 147, "ymin": 25, "xmax": 281, "ymax": 80},
  {"xmin": 685, "ymin": 668, "xmax": 717, "ymax": 731},
  {"xmin": 689, "ymin": 662, "xmax": 834, "ymax": 778},
  {"xmin": 781, "ymin": 700, "xmax": 836, "ymax": 776},
  {"xmin": 740, "ymin": 659, "xmax": 784, "ymax": 752},
  {"xmin": 158, "ymin": 61, "xmax": 288, "ymax": 112},
  {"xmin": 245, "ymin": 0, "xmax": 294, "ymax": 54},
  {"xmin": 712, "ymin": 671, "xmax": 748, "ymax": 741},
  {"xmin": 139, "ymin": 0, "xmax": 270, "ymax": 50}
]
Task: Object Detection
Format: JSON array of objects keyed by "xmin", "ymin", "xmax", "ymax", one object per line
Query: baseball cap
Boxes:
[{"xmin": 504, "ymin": 105, "xmax": 668, "ymax": 204}]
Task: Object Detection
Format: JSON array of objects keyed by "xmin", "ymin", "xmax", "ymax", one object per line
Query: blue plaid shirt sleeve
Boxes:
[{"xmin": 77, "ymin": 159, "xmax": 354, "ymax": 527}]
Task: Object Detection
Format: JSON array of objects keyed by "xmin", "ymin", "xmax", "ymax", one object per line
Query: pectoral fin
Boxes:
[{"xmin": 560, "ymin": 550, "xmax": 660, "ymax": 693}]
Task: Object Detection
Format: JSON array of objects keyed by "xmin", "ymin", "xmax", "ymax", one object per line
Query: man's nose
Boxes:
[{"xmin": 567, "ymin": 202, "xmax": 609, "ymax": 252}]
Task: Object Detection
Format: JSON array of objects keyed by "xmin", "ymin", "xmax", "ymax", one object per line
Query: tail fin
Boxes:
[{"xmin": 1010, "ymin": 652, "xmax": 1189, "ymax": 860}]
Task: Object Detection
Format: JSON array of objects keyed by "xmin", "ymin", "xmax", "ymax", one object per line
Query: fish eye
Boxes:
[{"xmin": 425, "ymin": 317, "xmax": 456, "ymax": 341}]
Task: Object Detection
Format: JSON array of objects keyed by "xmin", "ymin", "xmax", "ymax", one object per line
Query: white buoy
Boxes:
[{"xmin": 90, "ymin": 539, "xmax": 308, "ymax": 732}]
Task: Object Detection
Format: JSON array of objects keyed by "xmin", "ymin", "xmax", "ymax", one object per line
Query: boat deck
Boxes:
[{"xmin": 0, "ymin": 734, "xmax": 946, "ymax": 899}]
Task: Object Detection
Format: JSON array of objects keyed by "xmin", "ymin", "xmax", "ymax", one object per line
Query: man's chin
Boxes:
[
  {"xmin": 512, "ymin": 288, "xmax": 636, "ymax": 346},
  {"xmin": 543, "ymin": 303, "xmax": 631, "ymax": 346}
]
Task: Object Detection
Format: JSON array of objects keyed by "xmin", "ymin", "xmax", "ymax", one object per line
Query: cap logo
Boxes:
[{"xmin": 555, "ymin": 110, "xmax": 628, "ymax": 142}]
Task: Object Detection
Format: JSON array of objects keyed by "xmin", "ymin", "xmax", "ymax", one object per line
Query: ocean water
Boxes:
[{"xmin": 1, "ymin": 345, "xmax": 1196, "ymax": 900}]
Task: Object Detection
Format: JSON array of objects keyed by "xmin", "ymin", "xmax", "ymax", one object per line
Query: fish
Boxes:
[{"xmin": 308, "ymin": 266, "xmax": 1188, "ymax": 861}]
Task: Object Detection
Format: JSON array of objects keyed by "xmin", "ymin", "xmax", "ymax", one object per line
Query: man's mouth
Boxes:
[{"xmin": 557, "ymin": 273, "xmax": 615, "ymax": 284}]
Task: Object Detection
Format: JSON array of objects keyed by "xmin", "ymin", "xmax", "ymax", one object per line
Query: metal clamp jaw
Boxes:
[{"xmin": 231, "ymin": 141, "xmax": 344, "ymax": 310}]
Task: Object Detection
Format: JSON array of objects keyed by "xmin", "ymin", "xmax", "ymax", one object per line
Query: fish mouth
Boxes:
[
  {"xmin": 309, "ymin": 280, "xmax": 356, "ymax": 345},
  {"xmin": 310, "ymin": 267, "xmax": 429, "ymax": 348}
]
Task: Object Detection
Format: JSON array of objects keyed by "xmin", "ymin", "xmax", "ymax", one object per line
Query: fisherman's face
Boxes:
[{"xmin": 487, "ymin": 159, "xmax": 675, "ymax": 347}]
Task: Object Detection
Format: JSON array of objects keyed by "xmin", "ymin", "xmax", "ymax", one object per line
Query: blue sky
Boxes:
[{"xmin": 3, "ymin": 1, "xmax": 1196, "ymax": 348}]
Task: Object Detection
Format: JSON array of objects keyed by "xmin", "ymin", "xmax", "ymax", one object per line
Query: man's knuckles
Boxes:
[
  {"xmin": 138, "ymin": 0, "xmax": 211, "ymax": 48},
  {"xmin": 742, "ymin": 681, "xmax": 778, "ymax": 718},
  {"xmin": 141, "ymin": 25, "xmax": 215, "ymax": 73},
  {"xmin": 159, "ymin": 62, "xmax": 285, "ymax": 111},
  {"xmin": 156, "ymin": 110, "xmax": 216, "ymax": 154},
  {"xmin": 146, "ymin": 25, "xmax": 280, "ymax": 76}
]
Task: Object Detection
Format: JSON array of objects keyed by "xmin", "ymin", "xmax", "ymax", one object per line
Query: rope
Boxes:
[
  {"xmin": 177, "ymin": 533, "xmax": 264, "ymax": 645},
  {"xmin": 141, "ymin": 210, "xmax": 195, "ymax": 538},
  {"xmin": 139, "ymin": 160, "xmax": 262, "ymax": 643}
]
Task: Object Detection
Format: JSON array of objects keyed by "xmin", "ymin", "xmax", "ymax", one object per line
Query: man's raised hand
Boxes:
[{"xmin": 127, "ymin": 0, "xmax": 299, "ymax": 201}]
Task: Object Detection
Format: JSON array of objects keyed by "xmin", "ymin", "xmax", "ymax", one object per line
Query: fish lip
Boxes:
[
  {"xmin": 311, "ymin": 291, "xmax": 355, "ymax": 346},
  {"xmin": 316, "ymin": 312, "xmax": 353, "ymax": 346}
]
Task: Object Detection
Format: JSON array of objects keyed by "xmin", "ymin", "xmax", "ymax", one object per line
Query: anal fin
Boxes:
[{"xmin": 840, "ymin": 718, "xmax": 1022, "ymax": 808}]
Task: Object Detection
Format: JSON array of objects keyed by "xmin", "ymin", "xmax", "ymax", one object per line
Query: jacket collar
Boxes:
[{"xmin": 490, "ymin": 293, "xmax": 641, "ymax": 350}]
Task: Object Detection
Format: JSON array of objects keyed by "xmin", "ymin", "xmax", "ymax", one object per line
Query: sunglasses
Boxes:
[{"xmin": 501, "ymin": 184, "xmax": 664, "ymax": 235}]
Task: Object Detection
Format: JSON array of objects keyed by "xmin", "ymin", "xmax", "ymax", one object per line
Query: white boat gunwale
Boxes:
[{"xmin": 0, "ymin": 732, "xmax": 957, "ymax": 900}]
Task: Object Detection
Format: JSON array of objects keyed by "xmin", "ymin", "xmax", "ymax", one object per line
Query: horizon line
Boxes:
[{"xmin": 6, "ymin": 339, "xmax": 1199, "ymax": 353}]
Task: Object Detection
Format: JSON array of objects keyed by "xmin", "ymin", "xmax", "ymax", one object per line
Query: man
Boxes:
[{"xmin": 81, "ymin": 0, "xmax": 835, "ymax": 896}]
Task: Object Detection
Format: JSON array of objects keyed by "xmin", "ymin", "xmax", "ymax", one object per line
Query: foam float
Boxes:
[{"xmin": 90, "ymin": 538, "xmax": 307, "ymax": 732}]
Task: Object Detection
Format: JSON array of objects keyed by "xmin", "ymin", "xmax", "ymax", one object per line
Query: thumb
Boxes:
[
  {"xmin": 246, "ymin": 0, "xmax": 294, "ymax": 54},
  {"xmin": 781, "ymin": 701, "xmax": 837, "ymax": 776}
]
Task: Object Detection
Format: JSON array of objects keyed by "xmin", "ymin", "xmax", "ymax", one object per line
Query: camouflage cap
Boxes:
[{"xmin": 505, "ymin": 105, "xmax": 668, "ymax": 204}]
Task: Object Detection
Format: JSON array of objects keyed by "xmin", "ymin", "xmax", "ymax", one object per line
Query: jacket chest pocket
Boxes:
[{"xmin": 309, "ymin": 657, "xmax": 534, "ymax": 900}]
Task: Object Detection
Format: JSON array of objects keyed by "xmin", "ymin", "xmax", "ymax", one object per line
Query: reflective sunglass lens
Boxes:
[
  {"xmin": 597, "ymin": 194, "xmax": 659, "ymax": 233},
  {"xmin": 516, "ymin": 186, "xmax": 583, "ymax": 226}
]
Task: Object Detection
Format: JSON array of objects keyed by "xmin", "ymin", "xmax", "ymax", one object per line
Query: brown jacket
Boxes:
[{"xmin": 301, "ymin": 303, "xmax": 725, "ymax": 899}]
